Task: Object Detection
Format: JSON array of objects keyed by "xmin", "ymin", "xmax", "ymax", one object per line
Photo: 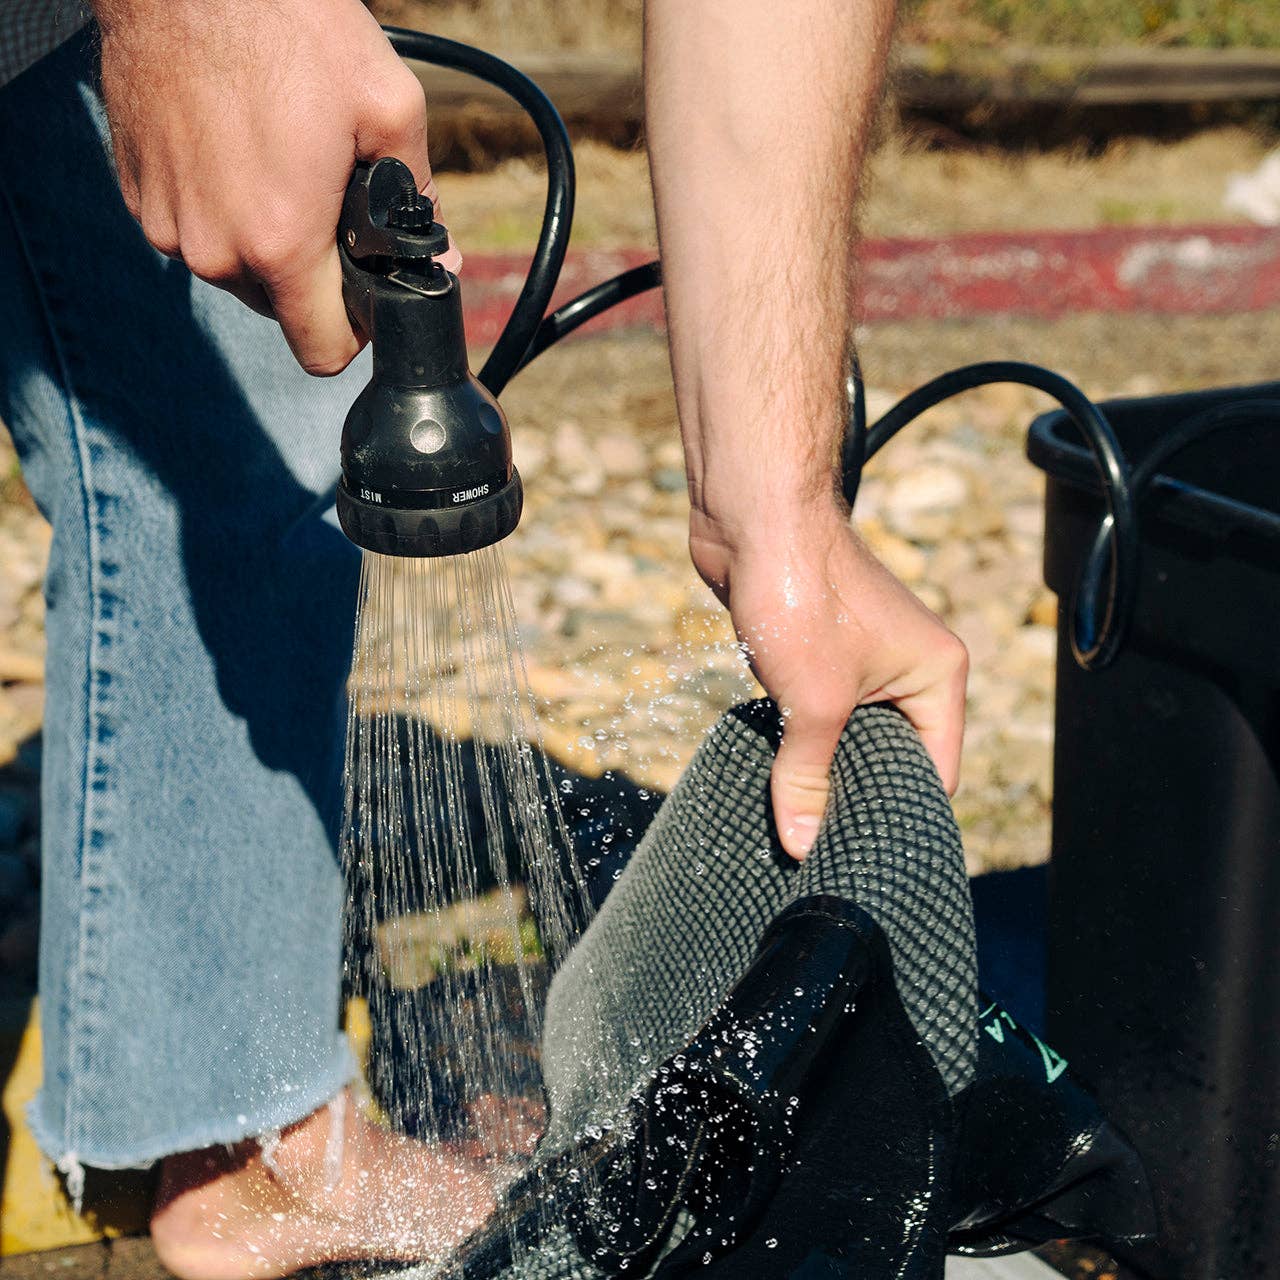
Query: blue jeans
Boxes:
[{"xmin": 0, "ymin": 30, "xmax": 366, "ymax": 1172}]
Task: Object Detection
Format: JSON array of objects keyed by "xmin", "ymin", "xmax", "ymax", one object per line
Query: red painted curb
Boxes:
[{"xmin": 460, "ymin": 225, "xmax": 1280, "ymax": 343}]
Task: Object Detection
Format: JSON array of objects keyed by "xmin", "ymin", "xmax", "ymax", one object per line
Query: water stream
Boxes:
[{"xmin": 340, "ymin": 544, "xmax": 628, "ymax": 1268}]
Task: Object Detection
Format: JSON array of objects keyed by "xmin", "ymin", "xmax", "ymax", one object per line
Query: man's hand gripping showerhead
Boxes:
[{"xmin": 91, "ymin": 0, "xmax": 459, "ymax": 377}]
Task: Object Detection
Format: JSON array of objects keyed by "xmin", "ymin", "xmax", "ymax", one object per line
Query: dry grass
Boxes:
[
  {"xmin": 435, "ymin": 126, "xmax": 1271, "ymax": 255},
  {"xmin": 374, "ymin": 0, "xmax": 1280, "ymax": 55},
  {"xmin": 900, "ymin": 0, "xmax": 1280, "ymax": 50},
  {"xmin": 372, "ymin": 0, "xmax": 642, "ymax": 54},
  {"xmin": 862, "ymin": 125, "xmax": 1270, "ymax": 237},
  {"xmin": 437, "ymin": 140, "xmax": 655, "ymax": 253}
]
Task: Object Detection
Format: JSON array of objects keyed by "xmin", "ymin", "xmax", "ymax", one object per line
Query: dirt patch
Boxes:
[{"xmin": 433, "ymin": 127, "xmax": 1274, "ymax": 253}]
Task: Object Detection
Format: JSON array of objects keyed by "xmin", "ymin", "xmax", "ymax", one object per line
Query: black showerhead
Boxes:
[{"xmin": 336, "ymin": 157, "xmax": 522, "ymax": 557}]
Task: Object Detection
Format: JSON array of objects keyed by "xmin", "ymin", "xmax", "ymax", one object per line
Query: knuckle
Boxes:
[
  {"xmin": 789, "ymin": 690, "xmax": 846, "ymax": 726},
  {"xmin": 779, "ymin": 767, "xmax": 831, "ymax": 797},
  {"xmin": 368, "ymin": 68, "xmax": 427, "ymax": 145},
  {"xmin": 180, "ymin": 235, "xmax": 239, "ymax": 284},
  {"xmin": 239, "ymin": 227, "xmax": 304, "ymax": 286},
  {"xmin": 139, "ymin": 210, "xmax": 179, "ymax": 261},
  {"xmin": 939, "ymin": 629, "xmax": 969, "ymax": 676}
]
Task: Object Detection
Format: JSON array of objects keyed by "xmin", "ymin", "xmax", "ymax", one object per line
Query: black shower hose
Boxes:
[{"xmin": 382, "ymin": 25, "xmax": 1253, "ymax": 672}]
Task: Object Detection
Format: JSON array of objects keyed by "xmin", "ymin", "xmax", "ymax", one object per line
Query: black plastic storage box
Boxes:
[{"xmin": 1028, "ymin": 382, "xmax": 1280, "ymax": 1280}]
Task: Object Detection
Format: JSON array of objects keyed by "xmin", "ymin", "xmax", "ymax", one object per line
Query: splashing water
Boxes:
[{"xmin": 340, "ymin": 544, "xmax": 622, "ymax": 1265}]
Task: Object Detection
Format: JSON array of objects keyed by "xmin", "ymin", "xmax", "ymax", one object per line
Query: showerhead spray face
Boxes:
[{"xmin": 336, "ymin": 157, "xmax": 522, "ymax": 557}]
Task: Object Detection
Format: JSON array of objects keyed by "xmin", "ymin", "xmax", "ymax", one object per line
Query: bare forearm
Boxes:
[
  {"xmin": 644, "ymin": 0, "xmax": 895, "ymax": 534},
  {"xmin": 645, "ymin": 2, "xmax": 965, "ymax": 853}
]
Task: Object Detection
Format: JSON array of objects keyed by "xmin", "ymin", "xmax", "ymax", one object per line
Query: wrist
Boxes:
[
  {"xmin": 689, "ymin": 481, "xmax": 848, "ymax": 561},
  {"xmin": 690, "ymin": 465, "xmax": 845, "ymax": 535},
  {"xmin": 678, "ymin": 367, "xmax": 852, "ymax": 539}
]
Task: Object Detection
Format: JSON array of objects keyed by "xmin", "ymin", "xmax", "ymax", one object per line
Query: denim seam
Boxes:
[{"xmin": 0, "ymin": 175, "xmax": 120, "ymax": 1190}]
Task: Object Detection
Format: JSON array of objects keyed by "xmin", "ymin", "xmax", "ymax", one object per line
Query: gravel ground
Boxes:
[{"xmin": 3, "ymin": 307, "xmax": 1280, "ymax": 992}]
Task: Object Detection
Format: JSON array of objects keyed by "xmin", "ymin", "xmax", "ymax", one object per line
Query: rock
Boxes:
[
  {"xmin": 652, "ymin": 467, "xmax": 685, "ymax": 494},
  {"xmin": 523, "ymin": 664, "xmax": 595, "ymax": 702},
  {"xmin": 1026, "ymin": 590, "xmax": 1059, "ymax": 629},
  {"xmin": 1005, "ymin": 502, "xmax": 1045, "ymax": 542},
  {"xmin": 863, "ymin": 387, "xmax": 900, "ymax": 421},
  {"xmin": 620, "ymin": 479, "xmax": 653, "ymax": 509},
  {"xmin": 998, "ymin": 733, "xmax": 1054, "ymax": 797},
  {"xmin": 568, "ymin": 466, "xmax": 605, "ymax": 498},
  {"xmin": 883, "ymin": 465, "xmax": 969, "ymax": 541},
  {"xmin": 551, "ymin": 578, "xmax": 596, "ymax": 609},
  {"xmin": 553, "ymin": 423, "xmax": 605, "ymax": 495},
  {"xmin": 930, "ymin": 540, "xmax": 975, "ymax": 584},
  {"xmin": 2, "ymin": 552, "xmax": 42, "ymax": 593},
  {"xmin": 0, "ymin": 650, "xmax": 42, "ymax": 682},
  {"xmin": 862, "ymin": 521, "xmax": 929, "ymax": 583},
  {"xmin": 1010, "ymin": 624, "xmax": 1058, "ymax": 672},
  {"xmin": 674, "ymin": 607, "xmax": 732, "ymax": 648},
  {"xmin": 596, "ymin": 433, "xmax": 648, "ymax": 479},
  {"xmin": 575, "ymin": 549, "xmax": 639, "ymax": 588},
  {"xmin": 966, "ymin": 382, "xmax": 1034, "ymax": 435},
  {"xmin": 949, "ymin": 607, "xmax": 1001, "ymax": 668},
  {"xmin": 914, "ymin": 583, "xmax": 949, "ymax": 616},
  {"xmin": 516, "ymin": 435, "xmax": 548, "ymax": 481},
  {"xmin": 653, "ymin": 440, "xmax": 684, "ymax": 471},
  {"xmin": 552, "ymin": 421, "xmax": 591, "ymax": 469}
]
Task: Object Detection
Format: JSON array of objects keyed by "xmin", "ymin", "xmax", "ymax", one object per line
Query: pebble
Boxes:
[
  {"xmin": 596, "ymin": 432, "xmax": 649, "ymax": 479},
  {"xmin": 1026, "ymin": 589, "xmax": 1059, "ymax": 628},
  {"xmin": 861, "ymin": 521, "xmax": 929, "ymax": 583},
  {"xmin": 884, "ymin": 464, "xmax": 970, "ymax": 541}
]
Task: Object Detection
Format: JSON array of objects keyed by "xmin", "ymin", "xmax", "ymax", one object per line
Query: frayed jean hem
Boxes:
[{"xmin": 25, "ymin": 1036, "xmax": 358, "ymax": 1176}]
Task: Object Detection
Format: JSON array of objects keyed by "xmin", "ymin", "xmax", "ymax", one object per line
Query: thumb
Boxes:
[
  {"xmin": 422, "ymin": 173, "xmax": 463, "ymax": 276},
  {"xmin": 771, "ymin": 709, "xmax": 844, "ymax": 861},
  {"xmin": 357, "ymin": 65, "xmax": 462, "ymax": 274}
]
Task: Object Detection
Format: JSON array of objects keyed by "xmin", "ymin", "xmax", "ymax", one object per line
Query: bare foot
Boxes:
[{"xmin": 150, "ymin": 1091, "xmax": 497, "ymax": 1280}]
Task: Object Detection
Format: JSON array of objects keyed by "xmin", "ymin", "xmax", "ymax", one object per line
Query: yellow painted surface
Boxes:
[
  {"xmin": 0, "ymin": 999, "xmax": 380, "ymax": 1256},
  {"xmin": 346, "ymin": 996, "xmax": 372, "ymax": 1070},
  {"xmin": 0, "ymin": 998, "xmax": 131, "ymax": 1255}
]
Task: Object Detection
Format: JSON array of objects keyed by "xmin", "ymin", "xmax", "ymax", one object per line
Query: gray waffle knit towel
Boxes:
[{"xmin": 444, "ymin": 700, "xmax": 978, "ymax": 1279}]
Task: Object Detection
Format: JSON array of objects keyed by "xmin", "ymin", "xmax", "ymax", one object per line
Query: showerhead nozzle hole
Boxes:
[{"xmin": 410, "ymin": 419, "xmax": 447, "ymax": 454}]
